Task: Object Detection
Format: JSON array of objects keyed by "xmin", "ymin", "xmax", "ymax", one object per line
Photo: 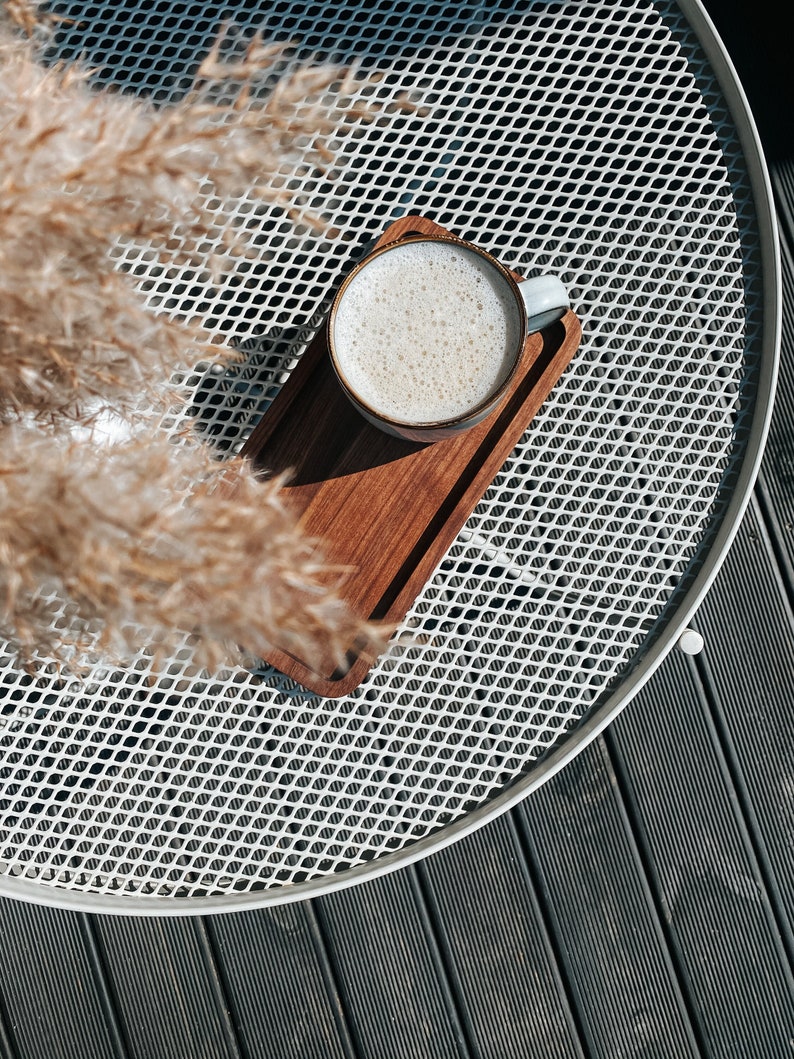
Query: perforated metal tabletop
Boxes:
[{"xmin": 0, "ymin": 0, "xmax": 779, "ymax": 913}]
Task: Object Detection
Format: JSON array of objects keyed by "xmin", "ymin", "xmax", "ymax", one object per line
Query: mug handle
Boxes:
[{"xmin": 517, "ymin": 274, "xmax": 570, "ymax": 333}]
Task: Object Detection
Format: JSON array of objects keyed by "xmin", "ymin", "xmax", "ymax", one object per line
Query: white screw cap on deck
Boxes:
[{"xmin": 677, "ymin": 628, "xmax": 705, "ymax": 655}]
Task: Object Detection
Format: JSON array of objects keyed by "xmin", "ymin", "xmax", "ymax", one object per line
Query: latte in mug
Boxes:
[{"xmin": 328, "ymin": 235, "xmax": 569, "ymax": 442}]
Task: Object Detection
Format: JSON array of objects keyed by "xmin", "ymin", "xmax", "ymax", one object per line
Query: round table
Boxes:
[{"xmin": 0, "ymin": 0, "xmax": 779, "ymax": 913}]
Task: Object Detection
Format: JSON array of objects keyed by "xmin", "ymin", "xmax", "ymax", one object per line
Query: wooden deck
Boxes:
[{"xmin": 0, "ymin": 2, "xmax": 791, "ymax": 1055}]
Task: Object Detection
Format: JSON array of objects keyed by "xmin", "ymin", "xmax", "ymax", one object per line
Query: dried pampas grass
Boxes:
[
  {"xmin": 0, "ymin": 11, "xmax": 372, "ymax": 422},
  {"xmin": 0, "ymin": 3, "xmax": 387, "ymax": 675},
  {"xmin": 0, "ymin": 427, "xmax": 373, "ymax": 672}
]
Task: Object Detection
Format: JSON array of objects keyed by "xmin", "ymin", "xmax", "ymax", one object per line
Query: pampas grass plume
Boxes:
[{"xmin": 0, "ymin": 2, "xmax": 386, "ymax": 674}]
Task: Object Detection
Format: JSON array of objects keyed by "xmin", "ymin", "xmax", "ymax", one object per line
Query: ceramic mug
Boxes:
[{"xmin": 327, "ymin": 234, "xmax": 569, "ymax": 442}]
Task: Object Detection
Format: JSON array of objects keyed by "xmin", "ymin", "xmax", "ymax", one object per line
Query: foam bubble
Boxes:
[{"xmin": 332, "ymin": 241, "xmax": 520, "ymax": 423}]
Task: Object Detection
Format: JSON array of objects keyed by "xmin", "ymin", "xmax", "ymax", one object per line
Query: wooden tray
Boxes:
[{"xmin": 242, "ymin": 215, "xmax": 582, "ymax": 696}]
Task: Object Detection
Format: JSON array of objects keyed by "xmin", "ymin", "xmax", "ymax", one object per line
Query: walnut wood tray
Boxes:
[{"xmin": 241, "ymin": 215, "xmax": 582, "ymax": 696}]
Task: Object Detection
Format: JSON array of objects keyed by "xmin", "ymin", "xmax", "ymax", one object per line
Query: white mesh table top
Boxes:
[{"xmin": 0, "ymin": 0, "xmax": 778, "ymax": 912}]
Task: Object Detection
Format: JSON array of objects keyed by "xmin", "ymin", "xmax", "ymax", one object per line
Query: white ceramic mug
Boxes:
[{"xmin": 328, "ymin": 234, "xmax": 569, "ymax": 443}]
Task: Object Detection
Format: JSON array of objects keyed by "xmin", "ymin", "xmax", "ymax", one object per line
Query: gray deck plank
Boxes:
[
  {"xmin": 608, "ymin": 640, "xmax": 794, "ymax": 1059},
  {"xmin": 418, "ymin": 813, "xmax": 585, "ymax": 1059},
  {"xmin": 772, "ymin": 160, "xmax": 794, "ymax": 251},
  {"xmin": 0, "ymin": 1014, "xmax": 13, "ymax": 1059},
  {"xmin": 689, "ymin": 500, "xmax": 794, "ymax": 951},
  {"xmin": 0, "ymin": 901, "xmax": 122, "ymax": 1059},
  {"xmin": 516, "ymin": 737, "xmax": 700, "ymax": 1059},
  {"xmin": 94, "ymin": 916, "xmax": 240, "ymax": 1059},
  {"xmin": 315, "ymin": 869, "xmax": 468, "ymax": 1059},
  {"xmin": 755, "ymin": 212, "xmax": 794, "ymax": 594},
  {"xmin": 208, "ymin": 902, "xmax": 354, "ymax": 1059},
  {"xmin": 0, "ymin": 1006, "xmax": 13, "ymax": 1059},
  {"xmin": 699, "ymin": 196, "xmax": 794, "ymax": 948}
]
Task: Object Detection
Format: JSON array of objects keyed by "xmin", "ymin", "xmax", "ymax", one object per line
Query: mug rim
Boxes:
[{"xmin": 327, "ymin": 234, "xmax": 528, "ymax": 432}]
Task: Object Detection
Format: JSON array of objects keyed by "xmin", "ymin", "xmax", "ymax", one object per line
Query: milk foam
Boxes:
[{"xmin": 332, "ymin": 241, "xmax": 520, "ymax": 424}]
